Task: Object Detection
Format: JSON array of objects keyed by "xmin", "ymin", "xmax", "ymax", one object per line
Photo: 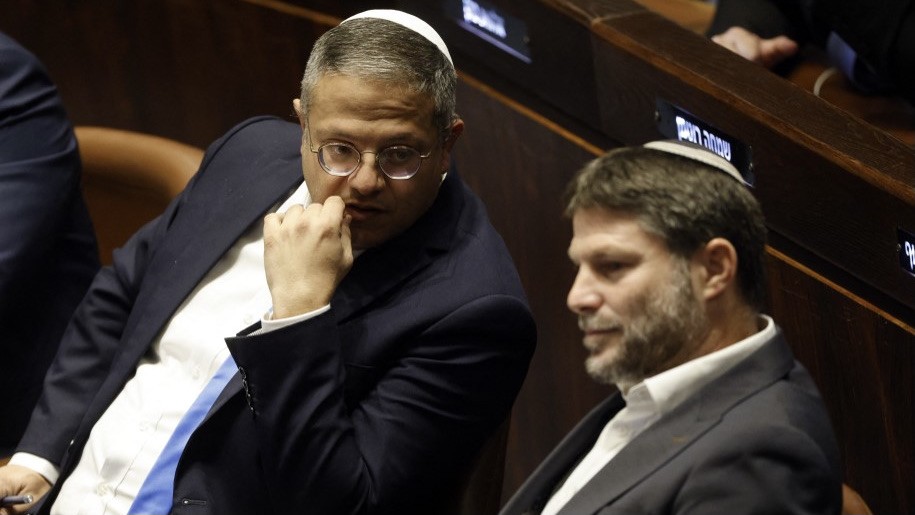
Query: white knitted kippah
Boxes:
[
  {"xmin": 342, "ymin": 9, "xmax": 453, "ymax": 67},
  {"xmin": 643, "ymin": 140, "xmax": 747, "ymax": 185}
]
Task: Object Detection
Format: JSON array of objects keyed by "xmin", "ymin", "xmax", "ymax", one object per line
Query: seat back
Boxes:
[
  {"xmin": 75, "ymin": 126, "xmax": 203, "ymax": 264},
  {"xmin": 842, "ymin": 483, "xmax": 874, "ymax": 515}
]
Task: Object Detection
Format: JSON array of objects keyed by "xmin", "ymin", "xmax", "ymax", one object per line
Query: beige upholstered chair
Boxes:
[
  {"xmin": 842, "ymin": 483, "xmax": 874, "ymax": 515},
  {"xmin": 75, "ymin": 126, "xmax": 203, "ymax": 264}
]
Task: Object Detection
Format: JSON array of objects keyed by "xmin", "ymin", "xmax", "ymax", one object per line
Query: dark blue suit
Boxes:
[
  {"xmin": 0, "ymin": 32, "xmax": 99, "ymax": 454},
  {"xmin": 19, "ymin": 117, "xmax": 536, "ymax": 514},
  {"xmin": 500, "ymin": 330, "xmax": 841, "ymax": 514}
]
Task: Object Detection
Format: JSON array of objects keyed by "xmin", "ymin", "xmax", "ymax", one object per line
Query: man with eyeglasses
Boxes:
[{"xmin": 0, "ymin": 10, "xmax": 535, "ymax": 515}]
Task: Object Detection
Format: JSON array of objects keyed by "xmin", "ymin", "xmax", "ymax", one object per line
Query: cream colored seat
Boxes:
[{"xmin": 75, "ymin": 126, "xmax": 203, "ymax": 264}]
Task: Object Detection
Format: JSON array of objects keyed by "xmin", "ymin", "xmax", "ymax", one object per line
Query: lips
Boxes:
[
  {"xmin": 579, "ymin": 316, "xmax": 622, "ymax": 351},
  {"xmin": 578, "ymin": 315, "xmax": 621, "ymax": 333},
  {"xmin": 345, "ymin": 203, "xmax": 385, "ymax": 221}
]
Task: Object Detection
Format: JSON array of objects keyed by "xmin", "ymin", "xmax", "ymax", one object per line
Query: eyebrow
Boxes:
[
  {"xmin": 316, "ymin": 128, "xmax": 425, "ymax": 149},
  {"xmin": 569, "ymin": 241, "xmax": 642, "ymax": 262}
]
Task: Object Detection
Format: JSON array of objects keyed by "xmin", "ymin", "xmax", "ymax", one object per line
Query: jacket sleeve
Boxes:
[
  {"xmin": 674, "ymin": 423, "xmax": 841, "ymax": 514},
  {"xmin": 0, "ymin": 34, "xmax": 81, "ymax": 316},
  {"xmin": 226, "ymin": 293, "xmax": 535, "ymax": 514}
]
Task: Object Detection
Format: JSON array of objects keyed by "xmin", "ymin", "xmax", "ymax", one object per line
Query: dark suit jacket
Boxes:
[
  {"xmin": 19, "ymin": 117, "xmax": 536, "ymax": 514},
  {"xmin": 500, "ymin": 329, "xmax": 841, "ymax": 514},
  {"xmin": 0, "ymin": 32, "xmax": 99, "ymax": 454}
]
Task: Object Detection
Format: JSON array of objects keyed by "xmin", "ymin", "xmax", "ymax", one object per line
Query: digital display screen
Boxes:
[
  {"xmin": 655, "ymin": 98, "xmax": 754, "ymax": 185},
  {"xmin": 899, "ymin": 228, "xmax": 915, "ymax": 278},
  {"xmin": 444, "ymin": 0, "xmax": 532, "ymax": 63}
]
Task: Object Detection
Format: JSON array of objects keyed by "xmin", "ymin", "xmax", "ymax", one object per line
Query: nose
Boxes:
[
  {"xmin": 567, "ymin": 267, "xmax": 601, "ymax": 315},
  {"xmin": 348, "ymin": 152, "xmax": 386, "ymax": 195}
]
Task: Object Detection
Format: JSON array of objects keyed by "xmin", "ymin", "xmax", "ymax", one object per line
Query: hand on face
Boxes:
[
  {"xmin": 711, "ymin": 26, "xmax": 799, "ymax": 69},
  {"xmin": 263, "ymin": 196, "xmax": 354, "ymax": 319},
  {"xmin": 0, "ymin": 464, "xmax": 51, "ymax": 515},
  {"xmin": 295, "ymin": 77, "xmax": 462, "ymax": 251}
]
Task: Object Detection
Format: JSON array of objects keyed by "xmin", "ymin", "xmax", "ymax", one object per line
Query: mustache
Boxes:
[{"xmin": 578, "ymin": 315, "xmax": 621, "ymax": 332}]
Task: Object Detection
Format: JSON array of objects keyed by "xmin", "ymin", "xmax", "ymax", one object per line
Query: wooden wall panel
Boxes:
[
  {"xmin": 767, "ymin": 247, "xmax": 915, "ymax": 515},
  {"xmin": 453, "ymin": 76, "xmax": 613, "ymax": 497},
  {"xmin": 1, "ymin": 0, "xmax": 337, "ymax": 147}
]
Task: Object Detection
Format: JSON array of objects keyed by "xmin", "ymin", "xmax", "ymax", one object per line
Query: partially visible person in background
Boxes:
[
  {"xmin": 709, "ymin": 0, "xmax": 914, "ymax": 104},
  {"xmin": 0, "ymin": 31, "xmax": 100, "ymax": 455}
]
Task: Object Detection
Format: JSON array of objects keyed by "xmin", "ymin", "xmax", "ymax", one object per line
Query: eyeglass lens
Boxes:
[{"xmin": 319, "ymin": 143, "xmax": 421, "ymax": 179}]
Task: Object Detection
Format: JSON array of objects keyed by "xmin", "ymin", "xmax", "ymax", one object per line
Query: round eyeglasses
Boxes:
[{"xmin": 309, "ymin": 141, "xmax": 432, "ymax": 180}]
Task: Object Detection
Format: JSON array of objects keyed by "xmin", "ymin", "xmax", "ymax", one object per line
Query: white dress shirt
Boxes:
[
  {"xmin": 11, "ymin": 182, "xmax": 320, "ymax": 515},
  {"xmin": 540, "ymin": 316, "xmax": 775, "ymax": 515}
]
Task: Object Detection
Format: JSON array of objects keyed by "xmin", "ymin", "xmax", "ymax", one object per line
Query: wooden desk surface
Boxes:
[{"xmin": 636, "ymin": 0, "xmax": 915, "ymax": 147}]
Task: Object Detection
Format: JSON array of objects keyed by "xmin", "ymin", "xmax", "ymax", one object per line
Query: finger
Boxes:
[
  {"xmin": 341, "ymin": 213, "xmax": 353, "ymax": 257},
  {"xmin": 713, "ymin": 27, "xmax": 765, "ymax": 63},
  {"xmin": 768, "ymin": 36, "xmax": 798, "ymax": 63},
  {"xmin": 711, "ymin": 32, "xmax": 739, "ymax": 52},
  {"xmin": 318, "ymin": 196, "xmax": 347, "ymax": 228},
  {"xmin": 322, "ymin": 196, "xmax": 346, "ymax": 217},
  {"xmin": 758, "ymin": 36, "xmax": 798, "ymax": 68},
  {"xmin": 263, "ymin": 212, "xmax": 283, "ymax": 234},
  {"xmin": 283, "ymin": 203, "xmax": 307, "ymax": 221}
]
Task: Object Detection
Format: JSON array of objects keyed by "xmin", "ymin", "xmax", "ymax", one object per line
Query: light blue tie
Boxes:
[{"xmin": 128, "ymin": 356, "xmax": 238, "ymax": 514}]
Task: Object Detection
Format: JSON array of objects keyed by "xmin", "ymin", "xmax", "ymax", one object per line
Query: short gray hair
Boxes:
[
  {"xmin": 565, "ymin": 146, "xmax": 768, "ymax": 311},
  {"xmin": 300, "ymin": 18, "xmax": 457, "ymax": 136}
]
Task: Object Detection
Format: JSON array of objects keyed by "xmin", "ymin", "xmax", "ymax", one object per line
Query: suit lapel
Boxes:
[
  {"xmin": 555, "ymin": 331, "xmax": 795, "ymax": 515},
  {"xmin": 500, "ymin": 395, "xmax": 622, "ymax": 515},
  {"xmin": 555, "ymin": 397, "xmax": 712, "ymax": 514},
  {"xmin": 107, "ymin": 146, "xmax": 303, "ymax": 389}
]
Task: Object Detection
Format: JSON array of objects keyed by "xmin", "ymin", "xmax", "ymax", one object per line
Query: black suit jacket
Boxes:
[
  {"xmin": 0, "ymin": 31, "xmax": 99, "ymax": 453},
  {"xmin": 500, "ymin": 329, "xmax": 841, "ymax": 514},
  {"xmin": 19, "ymin": 117, "xmax": 536, "ymax": 514}
]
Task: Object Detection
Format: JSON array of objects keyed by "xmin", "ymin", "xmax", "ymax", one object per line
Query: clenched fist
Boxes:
[{"xmin": 263, "ymin": 196, "xmax": 353, "ymax": 319}]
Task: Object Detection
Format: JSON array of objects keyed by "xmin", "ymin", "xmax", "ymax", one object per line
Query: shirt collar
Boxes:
[{"xmin": 623, "ymin": 315, "xmax": 775, "ymax": 415}]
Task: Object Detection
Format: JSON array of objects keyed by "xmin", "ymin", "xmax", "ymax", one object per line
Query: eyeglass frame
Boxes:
[{"xmin": 304, "ymin": 122, "xmax": 435, "ymax": 181}]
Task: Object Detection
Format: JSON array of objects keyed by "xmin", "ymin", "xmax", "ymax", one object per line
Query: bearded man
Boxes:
[{"xmin": 500, "ymin": 141, "xmax": 842, "ymax": 515}]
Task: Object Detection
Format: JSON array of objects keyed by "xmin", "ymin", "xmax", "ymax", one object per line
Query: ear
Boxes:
[
  {"xmin": 694, "ymin": 237, "xmax": 738, "ymax": 301},
  {"xmin": 292, "ymin": 99, "xmax": 306, "ymax": 128},
  {"xmin": 438, "ymin": 118, "xmax": 464, "ymax": 172}
]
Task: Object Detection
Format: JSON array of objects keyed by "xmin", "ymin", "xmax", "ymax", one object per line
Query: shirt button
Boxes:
[
  {"xmin": 96, "ymin": 483, "xmax": 112, "ymax": 497},
  {"xmin": 192, "ymin": 367, "xmax": 201, "ymax": 380},
  {"xmin": 139, "ymin": 421, "xmax": 152, "ymax": 432}
]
